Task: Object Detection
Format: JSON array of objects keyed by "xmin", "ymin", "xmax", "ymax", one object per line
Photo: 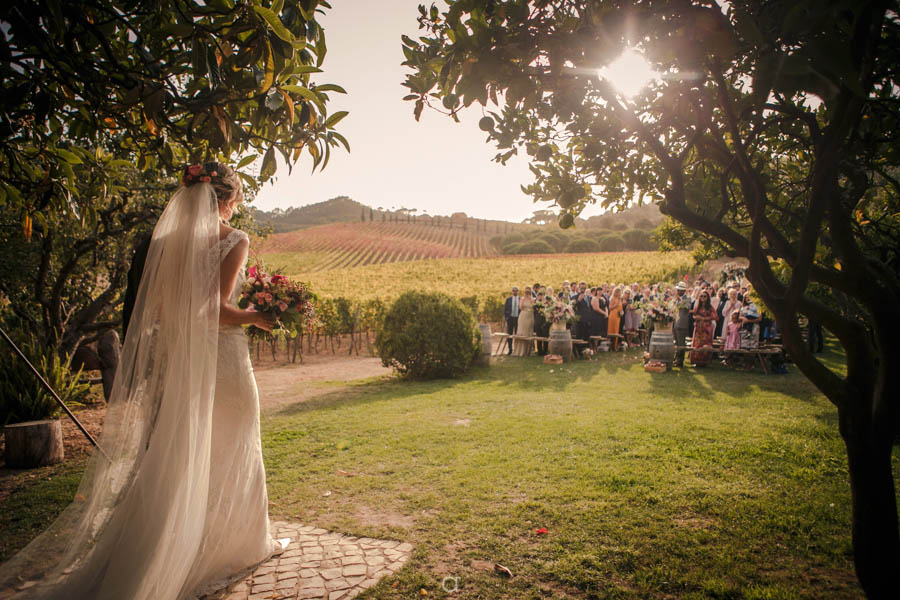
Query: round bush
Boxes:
[
  {"xmin": 598, "ymin": 234, "xmax": 626, "ymax": 251},
  {"xmin": 375, "ymin": 291, "xmax": 481, "ymax": 379},
  {"xmin": 621, "ymin": 228, "xmax": 656, "ymax": 250},
  {"xmin": 565, "ymin": 238, "xmax": 601, "ymax": 253},
  {"xmin": 537, "ymin": 233, "xmax": 565, "ymax": 251},
  {"xmin": 513, "ymin": 239, "xmax": 555, "ymax": 254}
]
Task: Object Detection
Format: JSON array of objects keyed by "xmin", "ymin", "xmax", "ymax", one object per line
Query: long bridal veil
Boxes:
[{"xmin": 0, "ymin": 183, "xmax": 222, "ymax": 599}]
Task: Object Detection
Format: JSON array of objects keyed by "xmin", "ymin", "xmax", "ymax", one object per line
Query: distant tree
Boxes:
[
  {"xmin": 526, "ymin": 210, "xmax": 556, "ymax": 226},
  {"xmin": 369, "ymin": 207, "xmax": 374, "ymax": 221},
  {"xmin": 361, "ymin": 207, "xmax": 366, "ymax": 222}
]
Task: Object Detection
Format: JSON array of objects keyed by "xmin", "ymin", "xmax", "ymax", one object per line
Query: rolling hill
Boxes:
[{"xmin": 256, "ymin": 220, "xmax": 502, "ymax": 272}]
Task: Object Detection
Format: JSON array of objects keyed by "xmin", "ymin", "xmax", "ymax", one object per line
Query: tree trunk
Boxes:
[
  {"xmin": 3, "ymin": 420, "xmax": 64, "ymax": 468},
  {"xmin": 840, "ymin": 405, "xmax": 900, "ymax": 598}
]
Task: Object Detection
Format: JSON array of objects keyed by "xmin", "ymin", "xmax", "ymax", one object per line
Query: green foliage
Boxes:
[
  {"xmin": 598, "ymin": 235, "xmax": 626, "ymax": 252},
  {"xmin": 375, "ymin": 291, "xmax": 480, "ymax": 379},
  {"xmin": 0, "ymin": 335, "xmax": 89, "ymax": 426},
  {"xmin": 2, "ymin": 0, "xmax": 348, "ymax": 219},
  {"xmin": 458, "ymin": 295, "xmax": 479, "ymax": 317},
  {"xmin": 565, "ymin": 237, "xmax": 601, "ymax": 253},
  {"xmin": 511, "ymin": 239, "xmax": 555, "ymax": 254},
  {"xmin": 1, "ymin": 0, "xmax": 348, "ymax": 355},
  {"xmin": 479, "ymin": 294, "xmax": 505, "ymax": 323},
  {"xmin": 621, "ymin": 229, "xmax": 656, "ymax": 251}
]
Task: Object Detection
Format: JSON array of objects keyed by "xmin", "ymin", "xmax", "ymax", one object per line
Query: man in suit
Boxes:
[
  {"xmin": 122, "ymin": 233, "xmax": 152, "ymax": 340},
  {"xmin": 533, "ymin": 290, "xmax": 548, "ymax": 355},
  {"xmin": 673, "ymin": 281, "xmax": 691, "ymax": 368},
  {"xmin": 503, "ymin": 286, "xmax": 520, "ymax": 355}
]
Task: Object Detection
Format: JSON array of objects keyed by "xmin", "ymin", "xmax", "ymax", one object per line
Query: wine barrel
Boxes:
[
  {"xmin": 548, "ymin": 329, "xmax": 573, "ymax": 361},
  {"xmin": 3, "ymin": 419, "xmax": 64, "ymax": 468},
  {"xmin": 649, "ymin": 331, "xmax": 675, "ymax": 368},
  {"xmin": 477, "ymin": 323, "xmax": 492, "ymax": 367}
]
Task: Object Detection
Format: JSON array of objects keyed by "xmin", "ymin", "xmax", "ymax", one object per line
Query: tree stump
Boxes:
[{"xmin": 3, "ymin": 420, "xmax": 64, "ymax": 468}]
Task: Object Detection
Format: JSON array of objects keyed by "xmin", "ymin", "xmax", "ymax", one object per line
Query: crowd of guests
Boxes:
[{"xmin": 502, "ymin": 277, "xmax": 782, "ymax": 369}]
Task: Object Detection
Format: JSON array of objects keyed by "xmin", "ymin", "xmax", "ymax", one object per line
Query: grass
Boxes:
[{"xmin": 2, "ymin": 341, "xmax": 892, "ymax": 599}]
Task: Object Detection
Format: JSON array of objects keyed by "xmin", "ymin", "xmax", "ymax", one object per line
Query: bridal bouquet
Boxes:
[{"xmin": 237, "ymin": 264, "xmax": 314, "ymax": 339}]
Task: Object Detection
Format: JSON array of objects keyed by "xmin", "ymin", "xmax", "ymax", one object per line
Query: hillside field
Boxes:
[
  {"xmin": 258, "ymin": 250, "xmax": 696, "ymax": 301},
  {"xmin": 257, "ymin": 221, "xmax": 503, "ymax": 272}
]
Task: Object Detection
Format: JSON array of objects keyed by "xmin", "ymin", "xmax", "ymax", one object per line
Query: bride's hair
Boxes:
[{"xmin": 181, "ymin": 161, "xmax": 244, "ymax": 205}]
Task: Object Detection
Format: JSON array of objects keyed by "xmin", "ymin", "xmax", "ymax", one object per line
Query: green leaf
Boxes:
[
  {"xmin": 56, "ymin": 148, "xmax": 82, "ymax": 164},
  {"xmin": 314, "ymin": 83, "xmax": 347, "ymax": 94},
  {"xmin": 324, "ymin": 110, "xmax": 348, "ymax": 128},
  {"xmin": 192, "ymin": 36, "xmax": 208, "ymax": 84},
  {"xmin": 252, "ymin": 6, "xmax": 294, "ymax": 43},
  {"xmin": 236, "ymin": 154, "xmax": 257, "ymax": 169},
  {"xmin": 330, "ymin": 131, "xmax": 351, "ymax": 153},
  {"xmin": 261, "ymin": 145, "xmax": 277, "ymax": 178}
]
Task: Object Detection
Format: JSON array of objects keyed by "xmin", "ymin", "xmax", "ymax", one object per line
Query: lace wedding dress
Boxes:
[
  {"xmin": 0, "ymin": 185, "xmax": 278, "ymax": 600},
  {"xmin": 181, "ymin": 228, "xmax": 279, "ymax": 597}
]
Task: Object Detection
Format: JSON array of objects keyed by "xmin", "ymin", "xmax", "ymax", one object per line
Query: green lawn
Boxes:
[{"xmin": 3, "ymin": 344, "xmax": 892, "ymax": 599}]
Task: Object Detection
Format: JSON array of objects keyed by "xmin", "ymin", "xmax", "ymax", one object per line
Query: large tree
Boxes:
[
  {"xmin": 1, "ymin": 0, "xmax": 348, "ymax": 352},
  {"xmin": 402, "ymin": 0, "xmax": 900, "ymax": 596}
]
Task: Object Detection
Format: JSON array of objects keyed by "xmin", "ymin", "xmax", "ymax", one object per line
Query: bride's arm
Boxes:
[{"xmin": 218, "ymin": 237, "xmax": 274, "ymax": 330}]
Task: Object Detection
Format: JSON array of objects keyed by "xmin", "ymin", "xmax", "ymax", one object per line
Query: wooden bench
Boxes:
[{"xmin": 673, "ymin": 345, "xmax": 783, "ymax": 374}]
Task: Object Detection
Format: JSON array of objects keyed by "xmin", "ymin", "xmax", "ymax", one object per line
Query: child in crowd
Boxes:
[{"xmin": 722, "ymin": 310, "xmax": 742, "ymax": 366}]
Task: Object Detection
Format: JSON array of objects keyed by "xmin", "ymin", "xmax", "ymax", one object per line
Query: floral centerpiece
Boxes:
[
  {"xmin": 637, "ymin": 298, "xmax": 675, "ymax": 329},
  {"xmin": 540, "ymin": 298, "xmax": 578, "ymax": 330},
  {"xmin": 237, "ymin": 263, "xmax": 315, "ymax": 339}
]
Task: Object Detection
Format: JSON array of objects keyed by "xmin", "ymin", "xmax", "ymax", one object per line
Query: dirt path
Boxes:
[{"xmin": 253, "ymin": 353, "xmax": 392, "ymax": 411}]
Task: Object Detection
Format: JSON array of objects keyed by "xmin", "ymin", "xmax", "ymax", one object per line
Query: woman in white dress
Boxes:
[
  {"xmin": 0, "ymin": 162, "xmax": 284, "ymax": 599},
  {"xmin": 512, "ymin": 289, "xmax": 534, "ymax": 357}
]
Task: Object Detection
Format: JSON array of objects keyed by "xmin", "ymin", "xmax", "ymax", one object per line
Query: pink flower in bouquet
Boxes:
[
  {"xmin": 248, "ymin": 266, "xmax": 258, "ymax": 278},
  {"xmin": 264, "ymin": 293, "xmax": 273, "ymax": 302},
  {"xmin": 278, "ymin": 301, "xmax": 289, "ymax": 312},
  {"xmin": 271, "ymin": 274, "xmax": 287, "ymax": 284},
  {"xmin": 187, "ymin": 164, "xmax": 203, "ymax": 176},
  {"xmin": 255, "ymin": 292, "xmax": 267, "ymax": 304}
]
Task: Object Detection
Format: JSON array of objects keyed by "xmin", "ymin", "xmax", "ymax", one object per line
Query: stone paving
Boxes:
[{"xmin": 201, "ymin": 521, "xmax": 413, "ymax": 600}]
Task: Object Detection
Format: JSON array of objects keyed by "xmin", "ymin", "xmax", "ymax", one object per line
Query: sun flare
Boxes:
[{"xmin": 599, "ymin": 48, "xmax": 657, "ymax": 99}]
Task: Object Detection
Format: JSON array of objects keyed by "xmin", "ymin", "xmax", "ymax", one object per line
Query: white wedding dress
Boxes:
[
  {"xmin": 0, "ymin": 185, "xmax": 278, "ymax": 600},
  {"xmin": 181, "ymin": 228, "xmax": 279, "ymax": 597}
]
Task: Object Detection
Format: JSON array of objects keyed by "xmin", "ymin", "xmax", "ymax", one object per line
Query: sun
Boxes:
[{"xmin": 599, "ymin": 48, "xmax": 657, "ymax": 99}]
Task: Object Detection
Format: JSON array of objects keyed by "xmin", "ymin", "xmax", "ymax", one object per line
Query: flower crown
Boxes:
[{"xmin": 181, "ymin": 163, "xmax": 219, "ymax": 187}]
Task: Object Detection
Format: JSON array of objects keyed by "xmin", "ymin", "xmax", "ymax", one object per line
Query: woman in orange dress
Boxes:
[{"xmin": 607, "ymin": 286, "xmax": 624, "ymax": 351}]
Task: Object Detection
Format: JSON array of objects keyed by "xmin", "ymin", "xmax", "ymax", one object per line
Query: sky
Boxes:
[{"xmin": 253, "ymin": 0, "xmax": 609, "ymax": 222}]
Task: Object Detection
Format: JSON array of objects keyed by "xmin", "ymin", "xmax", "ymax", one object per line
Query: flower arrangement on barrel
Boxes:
[
  {"xmin": 238, "ymin": 264, "xmax": 315, "ymax": 339},
  {"xmin": 540, "ymin": 297, "xmax": 578, "ymax": 329},
  {"xmin": 636, "ymin": 298, "xmax": 675, "ymax": 328}
]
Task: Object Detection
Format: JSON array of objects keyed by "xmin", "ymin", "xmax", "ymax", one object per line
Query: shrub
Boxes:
[
  {"xmin": 375, "ymin": 291, "xmax": 481, "ymax": 379},
  {"xmin": 621, "ymin": 228, "xmax": 657, "ymax": 251},
  {"xmin": 501, "ymin": 242, "xmax": 523, "ymax": 255},
  {"xmin": 0, "ymin": 334, "xmax": 90, "ymax": 426},
  {"xmin": 609, "ymin": 221, "xmax": 628, "ymax": 231},
  {"xmin": 512, "ymin": 239, "xmax": 555, "ymax": 254},
  {"xmin": 565, "ymin": 238, "xmax": 601, "ymax": 253},
  {"xmin": 598, "ymin": 235, "xmax": 626, "ymax": 251},
  {"xmin": 459, "ymin": 295, "xmax": 479, "ymax": 317},
  {"xmin": 480, "ymin": 295, "xmax": 505, "ymax": 324},
  {"xmin": 537, "ymin": 233, "xmax": 564, "ymax": 252}
]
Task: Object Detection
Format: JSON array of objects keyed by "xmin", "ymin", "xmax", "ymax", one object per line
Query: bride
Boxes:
[{"xmin": 0, "ymin": 162, "xmax": 286, "ymax": 599}]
